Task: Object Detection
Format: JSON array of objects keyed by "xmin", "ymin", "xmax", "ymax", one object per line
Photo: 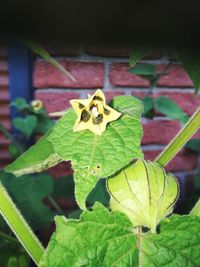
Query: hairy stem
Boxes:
[
  {"xmin": 155, "ymin": 107, "xmax": 200, "ymax": 167},
  {"xmin": 0, "ymin": 182, "xmax": 44, "ymax": 264}
]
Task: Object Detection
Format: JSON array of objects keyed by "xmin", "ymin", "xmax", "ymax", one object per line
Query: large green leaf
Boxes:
[
  {"xmin": 48, "ymin": 96, "xmax": 143, "ymax": 209},
  {"xmin": 154, "ymin": 96, "xmax": 189, "ymax": 123},
  {"xmin": 4, "ymin": 133, "xmax": 62, "ymax": 177},
  {"xmin": 129, "ymin": 48, "xmax": 151, "ymax": 67},
  {"xmin": 39, "ymin": 203, "xmax": 138, "ymax": 267},
  {"xmin": 20, "ymin": 39, "xmax": 75, "ymax": 81},
  {"xmin": 0, "ymin": 171, "xmax": 54, "ymax": 230},
  {"xmin": 107, "ymin": 160, "xmax": 179, "ymax": 232},
  {"xmin": 39, "ymin": 203, "xmax": 200, "ymax": 267},
  {"xmin": 141, "ymin": 215, "xmax": 200, "ymax": 266},
  {"xmin": 175, "ymin": 50, "xmax": 200, "ymax": 94}
]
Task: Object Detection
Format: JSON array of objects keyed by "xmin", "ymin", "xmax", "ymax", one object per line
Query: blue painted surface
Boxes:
[{"xmin": 8, "ymin": 41, "xmax": 33, "ymax": 127}]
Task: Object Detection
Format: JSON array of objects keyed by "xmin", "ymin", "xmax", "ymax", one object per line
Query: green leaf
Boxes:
[
  {"xmin": 129, "ymin": 47, "xmax": 151, "ymax": 67},
  {"xmin": 20, "ymin": 39, "xmax": 75, "ymax": 81},
  {"xmin": 8, "ymin": 143, "xmax": 21, "ymax": 159},
  {"xmin": 129, "ymin": 63, "xmax": 156, "ymax": 76},
  {"xmin": 53, "ymin": 175, "xmax": 74, "ymax": 198},
  {"xmin": 48, "ymin": 96, "xmax": 143, "ymax": 209},
  {"xmin": 35, "ymin": 114, "xmax": 55, "ymax": 134},
  {"xmin": 39, "ymin": 203, "xmax": 138, "ymax": 267},
  {"xmin": 109, "ymin": 95, "xmax": 143, "ymax": 118},
  {"xmin": 0, "ymin": 171, "xmax": 54, "ymax": 230},
  {"xmin": 154, "ymin": 96, "xmax": 189, "ymax": 123},
  {"xmin": 107, "ymin": 160, "xmax": 179, "ymax": 232},
  {"xmin": 87, "ymin": 179, "xmax": 110, "ymax": 206},
  {"xmin": 4, "ymin": 133, "xmax": 62, "ymax": 177},
  {"xmin": 10, "ymin": 98, "xmax": 28, "ymax": 111},
  {"xmin": 175, "ymin": 50, "xmax": 200, "ymax": 94},
  {"xmin": 141, "ymin": 215, "xmax": 200, "ymax": 266},
  {"xmin": 142, "ymin": 97, "xmax": 154, "ymax": 118},
  {"xmin": 190, "ymin": 198, "xmax": 200, "ymax": 216},
  {"xmin": 186, "ymin": 139, "xmax": 200, "ymax": 153},
  {"xmin": 13, "ymin": 115, "xmax": 38, "ymax": 138},
  {"xmin": 39, "ymin": 204, "xmax": 200, "ymax": 267}
]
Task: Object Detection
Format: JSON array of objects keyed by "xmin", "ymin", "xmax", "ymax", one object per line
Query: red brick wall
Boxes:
[
  {"xmin": 33, "ymin": 46, "xmax": 200, "ymax": 194},
  {"xmin": 0, "ymin": 45, "xmax": 11, "ymax": 168}
]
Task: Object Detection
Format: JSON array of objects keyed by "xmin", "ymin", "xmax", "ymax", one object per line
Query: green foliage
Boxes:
[
  {"xmin": 13, "ymin": 115, "xmax": 38, "ymax": 139},
  {"xmin": 142, "ymin": 97, "xmax": 154, "ymax": 118},
  {"xmin": 186, "ymin": 139, "xmax": 200, "ymax": 153},
  {"xmin": 48, "ymin": 96, "xmax": 143, "ymax": 209},
  {"xmin": 129, "ymin": 47, "xmax": 150, "ymax": 67},
  {"xmin": 53, "ymin": 175, "xmax": 74, "ymax": 198},
  {"xmin": 129, "ymin": 63, "xmax": 156, "ymax": 76},
  {"xmin": 141, "ymin": 215, "xmax": 200, "ymax": 266},
  {"xmin": 10, "ymin": 98, "xmax": 29, "ymax": 111},
  {"xmin": 154, "ymin": 96, "xmax": 189, "ymax": 123},
  {"xmin": 175, "ymin": 50, "xmax": 200, "ymax": 94},
  {"xmin": 87, "ymin": 179, "xmax": 110, "ymax": 206},
  {"xmin": 39, "ymin": 203, "xmax": 200, "ymax": 267},
  {"xmin": 5, "ymin": 133, "xmax": 62, "ymax": 176},
  {"xmin": 39, "ymin": 203, "xmax": 138, "ymax": 267},
  {"xmin": 0, "ymin": 171, "xmax": 54, "ymax": 230}
]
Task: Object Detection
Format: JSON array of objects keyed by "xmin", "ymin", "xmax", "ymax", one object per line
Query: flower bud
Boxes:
[{"xmin": 107, "ymin": 159, "xmax": 179, "ymax": 232}]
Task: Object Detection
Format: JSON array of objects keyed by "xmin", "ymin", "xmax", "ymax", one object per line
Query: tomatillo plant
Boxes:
[{"xmin": 1, "ymin": 90, "xmax": 200, "ymax": 266}]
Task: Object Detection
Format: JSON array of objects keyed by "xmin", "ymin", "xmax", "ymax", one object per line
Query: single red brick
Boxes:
[
  {"xmin": 0, "ymin": 104, "xmax": 10, "ymax": 116},
  {"xmin": 142, "ymin": 119, "xmax": 180, "ymax": 145},
  {"xmin": 0, "ymin": 118, "xmax": 10, "ymax": 129},
  {"xmin": 0, "ymin": 90, "xmax": 9, "ymax": 101},
  {"xmin": 144, "ymin": 149, "xmax": 198, "ymax": 172},
  {"xmin": 0, "ymin": 74, "xmax": 9, "ymax": 87},
  {"xmin": 34, "ymin": 91, "xmax": 80, "ymax": 113},
  {"xmin": 110, "ymin": 63, "xmax": 149, "ymax": 87},
  {"xmin": 34, "ymin": 61, "xmax": 104, "ymax": 88},
  {"xmin": 157, "ymin": 64, "xmax": 193, "ymax": 87}
]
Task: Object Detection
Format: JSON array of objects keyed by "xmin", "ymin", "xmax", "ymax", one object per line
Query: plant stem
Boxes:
[
  {"xmin": 0, "ymin": 182, "xmax": 44, "ymax": 265},
  {"xmin": 0, "ymin": 230, "xmax": 18, "ymax": 243},
  {"xmin": 155, "ymin": 107, "xmax": 200, "ymax": 167},
  {"xmin": 47, "ymin": 195, "xmax": 65, "ymax": 215}
]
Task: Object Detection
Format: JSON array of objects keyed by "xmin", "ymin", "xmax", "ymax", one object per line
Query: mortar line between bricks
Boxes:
[
  {"xmin": 103, "ymin": 60, "xmax": 112, "ymax": 90},
  {"xmin": 35, "ymin": 55, "xmax": 169, "ymax": 64},
  {"xmin": 34, "ymin": 87, "xmax": 197, "ymax": 93},
  {"xmin": 107, "ymin": 86, "xmax": 196, "ymax": 92}
]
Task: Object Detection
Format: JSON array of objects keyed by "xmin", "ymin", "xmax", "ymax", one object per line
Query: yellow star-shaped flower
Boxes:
[{"xmin": 70, "ymin": 89, "xmax": 121, "ymax": 135}]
